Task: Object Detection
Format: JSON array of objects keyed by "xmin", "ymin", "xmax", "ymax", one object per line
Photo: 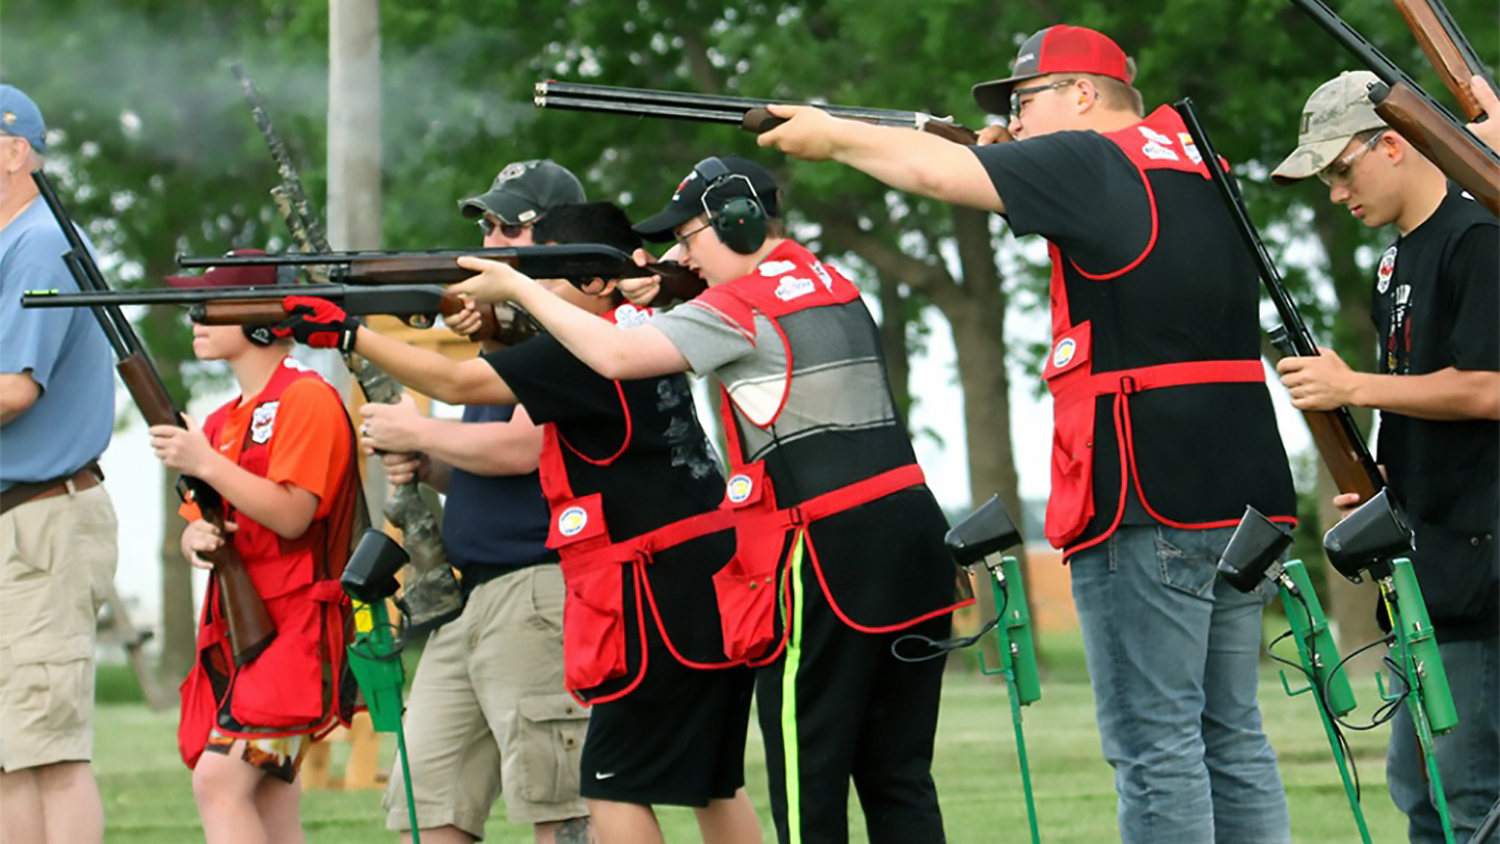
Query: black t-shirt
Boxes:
[
  {"xmin": 482, "ymin": 332, "xmax": 733, "ymax": 668},
  {"xmin": 1371, "ymin": 185, "xmax": 1499, "ymax": 638},
  {"xmin": 979, "ymin": 130, "xmax": 1153, "ymax": 275}
]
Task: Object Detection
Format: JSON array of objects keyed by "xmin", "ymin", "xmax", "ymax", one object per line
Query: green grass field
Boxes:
[{"xmin": 95, "ymin": 632, "xmax": 1412, "ymax": 842}]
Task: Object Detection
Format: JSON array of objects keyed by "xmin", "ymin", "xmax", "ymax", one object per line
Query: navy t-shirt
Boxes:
[{"xmin": 440, "ymin": 403, "xmax": 556, "ymax": 581}]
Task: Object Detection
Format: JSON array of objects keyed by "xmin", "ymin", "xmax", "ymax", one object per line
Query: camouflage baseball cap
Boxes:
[{"xmin": 1271, "ymin": 71, "xmax": 1387, "ymax": 184}]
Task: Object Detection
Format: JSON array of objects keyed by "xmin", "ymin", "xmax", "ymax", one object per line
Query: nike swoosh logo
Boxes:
[{"xmin": 594, "ymin": 772, "xmax": 617, "ymax": 780}]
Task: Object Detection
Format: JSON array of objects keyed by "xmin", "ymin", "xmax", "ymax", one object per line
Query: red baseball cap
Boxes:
[
  {"xmin": 165, "ymin": 249, "xmax": 278, "ymax": 289},
  {"xmin": 972, "ymin": 25, "xmax": 1134, "ymax": 116}
]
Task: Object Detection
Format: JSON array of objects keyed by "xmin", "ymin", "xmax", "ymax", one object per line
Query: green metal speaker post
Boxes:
[
  {"xmin": 978, "ymin": 555, "xmax": 1041, "ymax": 844},
  {"xmin": 1378, "ymin": 557, "xmax": 1458, "ymax": 844},
  {"xmin": 347, "ymin": 599, "xmax": 421, "ymax": 843},
  {"xmin": 1274, "ymin": 560, "xmax": 1370, "ymax": 844}
]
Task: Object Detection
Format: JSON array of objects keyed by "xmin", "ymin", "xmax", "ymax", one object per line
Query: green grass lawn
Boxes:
[{"xmin": 96, "ymin": 632, "xmax": 1412, "ymax": 842}]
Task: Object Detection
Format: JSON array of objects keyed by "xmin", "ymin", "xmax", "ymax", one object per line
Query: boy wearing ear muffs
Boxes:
[{"xmin": 446, "ymin": 155, "xmax": 972, "ymax": 844}]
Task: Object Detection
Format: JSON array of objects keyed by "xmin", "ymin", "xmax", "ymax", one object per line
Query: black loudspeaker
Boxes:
[
  {"xmin": 695, "ymin": 156, "xmax": 767, "ymax": 255},
  {"xmin": 342, "ymin": 529, "xmax": 409, "ymax": 603},
  {"xmin": 944, "ymin": 494, "xmax": 1024, "ymax": 567},
  {"xmin": 1216, "ymin": 506, "xmax": 1294, "ymax": 593},
  {"xmin": 1323, "ymin": 488, "xmax": 1412, "ymax": 581}
]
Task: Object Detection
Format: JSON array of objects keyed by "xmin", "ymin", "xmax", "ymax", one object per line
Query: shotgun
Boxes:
[
  {"xmin": 1288, "ymin": 0, "xmax": 1499, "ymax": 215},
  {"xmin": 30, "ymin": 169, "xmax": 276, "ymax": 666},
  {"xmin": 23, "ymin": 282, "xmax": 452, "ymax": 327},
  {"xmin": 535, "ymin": 80, "xmax": 985, "ymax": 145},
  {"xmin": 1174, "ymin": 100, "xmax": 1385, "ymax": 501},
  {"xmin": 175, "ymin": 243, "xmax": 707, "ymax": 303},
  {"xmin": 1390, "ymin": 0, "xmax": 1495, "ymax": 120}
]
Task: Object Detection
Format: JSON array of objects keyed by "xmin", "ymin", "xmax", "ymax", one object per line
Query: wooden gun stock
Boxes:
[
  {"xmin": 1373, "ymin": 81, "xmax": 1500, "ymax": 215},
  {"xmin": 1391, "ymin": 0, "xmax": 1491, "ymax": 120},
  {"xmin": 1305, "ymin": 411, "xmax": 1383, "ymax": 501},
  {"xmin": 115, "ymin": 356, "xmax": 275, "ymax": 667}
]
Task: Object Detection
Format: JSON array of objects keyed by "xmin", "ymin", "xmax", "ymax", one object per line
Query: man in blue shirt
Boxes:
[
  {"xmin": 0, "ymin": 83, "xmax": 118, "ymax": 844},
  {"xmin": 360, "ymin": 160, "xmax": 593, "ymax": 844}
]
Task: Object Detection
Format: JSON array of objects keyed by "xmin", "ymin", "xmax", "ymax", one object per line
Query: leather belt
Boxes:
[{"xmin": 0, "ymin": 463, "xmax": 104, "ymax": 516}]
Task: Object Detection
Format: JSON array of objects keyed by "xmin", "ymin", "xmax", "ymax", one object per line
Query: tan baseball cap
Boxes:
[{"xmin": 1272, "ymin": 71, "xmax": 1388, "ymax": 184}]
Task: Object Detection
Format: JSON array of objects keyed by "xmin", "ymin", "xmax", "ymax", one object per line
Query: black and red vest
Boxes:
[
  {"xmin": 537, "ymin": 305, "xmax": 742, "ymax": 705},
  {"xmin": 178, "ymin": 358, "xmax": 360, "ymax": 769},
  {"xmin": 1042, "ymin": 107, "xmax": 1296, "ymax": 556},
  {"xmin": 690, "ymin": 241, "xmax": 971, "ymax": 666}
]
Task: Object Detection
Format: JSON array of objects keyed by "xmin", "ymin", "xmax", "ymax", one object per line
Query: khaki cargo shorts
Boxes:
[
  {"xmin": 384, "ymin": 565, "xmax": 589, "ymax": 834},
  {"xmin": 0, "ymin": 485, "xmax": 118, "ymax": 771}
]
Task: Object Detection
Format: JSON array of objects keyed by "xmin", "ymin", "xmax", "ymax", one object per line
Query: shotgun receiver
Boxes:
[
  {"xmin": 29, "ymin": 169, "xmax": 276, "ymax": 666},
  {"xmin": 1288, "ymin": 0, "xmax": 1499, "ymax": 215},
  {"xmin": 535, "ymin": 80, "xmax": 983, "ymax": 145},
  {"xmin": 1391, "ymin": 0, "xmax": 1495, "ymax": 120},
  {"xmin": 1175, "ymin": 100, "xmax": 1385, "ymax": 502}
]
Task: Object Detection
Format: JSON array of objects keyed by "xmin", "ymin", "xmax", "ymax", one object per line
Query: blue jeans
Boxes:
[
  {"xmin": 1070, "ymin": 525, "xmax": 1291, "ymax": 844},
  {"xmin": 1387, "ymin": 634, "xmax": 1500, "ymax": 844}
]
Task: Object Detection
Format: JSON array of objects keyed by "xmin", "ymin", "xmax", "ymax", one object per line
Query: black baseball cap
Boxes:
[
  {"xmin": 633, "ymin": 156, "xmax": 781, "ymax": 243},
  {"xmin": 458, "ymin": 159, "xmax": 586, "ymax": 224}
]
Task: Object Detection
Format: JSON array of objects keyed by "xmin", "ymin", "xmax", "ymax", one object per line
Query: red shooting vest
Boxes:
[
  {"xmin": 698, "ymin": 245, "xmax": 972, "ymax": 667},
  {"xmin": 537, "ymin": 306, "xmax": 741, "ymax": 705},
  {"xmin": 1042, "ymin": 107, "xmax": 1294, "ymax": 555},
  {"xmin": 177, "ymin": 360, "xmax": 358, "ymax": 769}
]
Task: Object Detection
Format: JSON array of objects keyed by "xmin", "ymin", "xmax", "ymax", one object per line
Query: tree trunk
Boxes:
[{"xmin": 158, "ymin": 470, "xmax": 195, "ymax": 682}]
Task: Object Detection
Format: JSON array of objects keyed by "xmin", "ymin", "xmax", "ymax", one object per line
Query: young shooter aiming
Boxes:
[{"xmin": 274, "ymin": 201, "xmax": 764, "ymax": 844}]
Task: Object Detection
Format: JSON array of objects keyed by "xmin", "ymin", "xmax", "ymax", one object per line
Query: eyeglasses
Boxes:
[
  {"xmin": 477, "ymin": 213, "xmax": 535, "ymax": 239},
  {"xmin": 1317, "ymin": 132, "xmax": 1386, "ymax": 187},
  {"xmin": 674, "ymin": 221, "xmax": 713, "ymax": 251},
  {"xmin": 1008, "ymin": 79, "xmax": 1077, "ymax": 122}
]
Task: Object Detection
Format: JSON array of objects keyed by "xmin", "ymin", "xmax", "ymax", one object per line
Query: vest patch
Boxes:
[
  {"xmin": 250, "ymin": 401, "xmax": 279, "ymax": 445},
  {"xmin": 774, "ymin": 276, "xmax": 816, "ymax": 301},
  {"xmin": 726, "ymin": 473, "xmax": 755, "ymax": 503},
  {"xmin": 1177, "ymin": 133, "xmax": 1203, "ymax": 165},
  {"xmin": 558, "ymin": 505, "xmax": 589, "ymax": 537},
  {"xmin": 1052, "ymin": 337, "xmax": 1078, "ymax": 369},
  {"xmin": 758, "ymin": 259, "xmax": 797, "ymax": 277},
  {"xmin": 613, "ymin": 303, "xmax": 654, "ymax": 328}
]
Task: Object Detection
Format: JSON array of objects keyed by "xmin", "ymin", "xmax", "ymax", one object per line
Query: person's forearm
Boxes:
[
  {"xmin": 407, "ymin": 418, "xmax": 543, "ymax": 477},
  {"xmin": 507, "ymin": 284, "xmax": 681, "ymax": 380},
  {"xmin": 828, "ymin": 121, "xmax": 1003, "ymax": 211},
  {"xmin": 0, "ymin": 372, "xmax": 40, "ymax": 425},
  {"xmin": 351, "ymin": 326, "xmax": 514, "ymax": 405},
  {"xmin": 1351, "ymin": 367, "xmax": 1500, "ymax": 421},
  {"xmin": 195, "ymin": 454, "xmax": 318, "ymax": 538}
]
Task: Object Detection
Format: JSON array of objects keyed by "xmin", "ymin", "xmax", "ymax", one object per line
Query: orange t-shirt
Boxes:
[{"xmin": 180, "ymin": 370, "xmax": 352, "ymax": 525}]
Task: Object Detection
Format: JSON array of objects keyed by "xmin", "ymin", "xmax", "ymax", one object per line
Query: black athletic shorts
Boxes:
[{"xmin": 579, "ymin": 656, "xmax": 755, "ymax": 807}]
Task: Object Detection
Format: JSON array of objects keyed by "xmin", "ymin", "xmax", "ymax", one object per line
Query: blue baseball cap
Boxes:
[{"xmin": 0, "ymin": 85, "xmax": 47, "ymax": 154}]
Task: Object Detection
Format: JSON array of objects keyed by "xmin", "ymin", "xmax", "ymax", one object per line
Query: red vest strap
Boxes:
[
  {"xmin": 783, "ymin": 464, "xmax": 927, "ymax": 526},
  {"xmin": 1054, "ymin": 359, "xmax": 1264, "ymax": 411}
]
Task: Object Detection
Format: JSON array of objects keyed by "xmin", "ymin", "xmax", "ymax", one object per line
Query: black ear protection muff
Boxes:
[
  {"xmin": 694, "ymin": 157, "xmax": 767, "ymax": 255},
  {"xmin": 242, "ymin": 264, "xmax": 300, "ymax": 346}
]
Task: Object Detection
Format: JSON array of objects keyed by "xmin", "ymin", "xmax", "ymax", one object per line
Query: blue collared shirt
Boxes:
[{"xmin": 0, "ymin": 200, "xmax": 114, "ymax": 491}]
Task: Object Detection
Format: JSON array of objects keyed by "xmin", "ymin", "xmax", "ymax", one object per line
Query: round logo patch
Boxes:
[
  {"xmin": 1052, "ymin": 338, "xmax": 1077, "ymax": 370},
  {"xmin": 1376, "ymin": 246, "xmax": 1397, "ymax": 294},
  {"xmin": 726, "ymin": 473, "xmax": 755, "ymax": 504},
  {"xmin": 558, "ymin": 506, "xmax": 589, "ymax": 537}
]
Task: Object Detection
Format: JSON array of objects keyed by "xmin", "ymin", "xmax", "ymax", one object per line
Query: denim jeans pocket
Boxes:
[{"xmin": 1154, "ymin": 528, "xmax": 1218, "ymax": 598}]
